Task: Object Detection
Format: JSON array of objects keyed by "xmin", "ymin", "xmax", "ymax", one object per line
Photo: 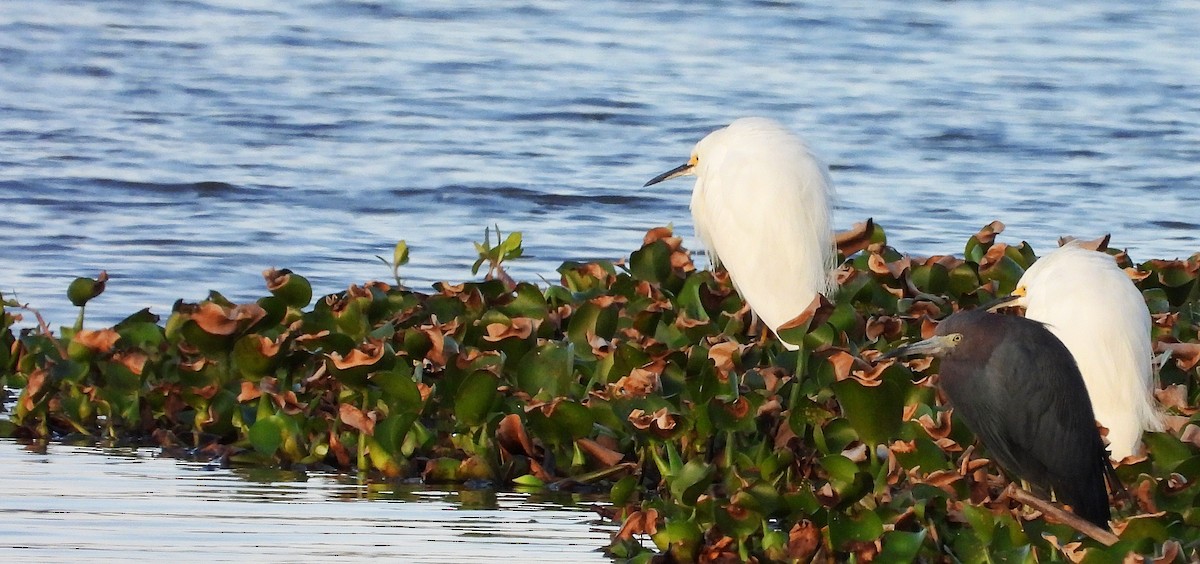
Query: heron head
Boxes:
[{"xmin": 880, "ymin": 332, "xmax": 963, "ymax": 360}]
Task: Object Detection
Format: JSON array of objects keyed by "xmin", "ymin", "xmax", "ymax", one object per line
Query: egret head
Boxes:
[
  {"xmin": 644, "ymin": 152, "xmax": 699, "ymax": 187},
  {"xmin": 643, "ymin": 117, "xmax": 794, "ymax": 188}
]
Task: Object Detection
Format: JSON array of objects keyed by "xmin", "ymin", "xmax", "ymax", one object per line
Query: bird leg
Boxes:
[{"xmin": 1003, "ymin": 483, "xmax": 1118, "ymax": 547}]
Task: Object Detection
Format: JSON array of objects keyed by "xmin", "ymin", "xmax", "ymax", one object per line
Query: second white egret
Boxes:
[
  {"xmin": 644, "ymin": 117, "xmax": 836, "ymax": 350},
  {"xmin": 1001, "ymin": 242, "xmax": 1163, "ymax": 460}
]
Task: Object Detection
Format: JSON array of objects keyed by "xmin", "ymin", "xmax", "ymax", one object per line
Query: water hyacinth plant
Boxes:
[{"xmin": 1, "ymin": 221, "xmax": 1198, "ymax": 562}]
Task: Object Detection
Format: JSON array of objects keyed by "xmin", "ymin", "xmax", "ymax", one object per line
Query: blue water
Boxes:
[
  {"xmin": 2, "ymin": 3, "xmax": 1199, "ymax": 558},
  {"xmin": 0, "ymin": 439, "xmax": 617, "ymax": 562},
  {"xmin": 1, "ymin": 1, "xmax": 1199, "ymax": 328}
]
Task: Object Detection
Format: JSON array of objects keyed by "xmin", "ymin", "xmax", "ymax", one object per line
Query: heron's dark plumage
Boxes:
[{"xmin": 924, "ymin": 310, "xmax": 1115, "ymax": 528}]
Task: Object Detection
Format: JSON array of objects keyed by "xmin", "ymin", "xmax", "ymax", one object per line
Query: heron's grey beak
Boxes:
[
  {"xmin": 880, "ymin": 334, "xmax": 956, "ymax": 359},
  {"xmin": 644, "ymin": 162, "xmax": 694, "ymax": 187}
]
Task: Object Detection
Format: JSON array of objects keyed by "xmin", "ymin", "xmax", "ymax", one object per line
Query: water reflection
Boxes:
[{"xmin": 0, "ymin": 439, "xmax": 618, "ymax": 562}]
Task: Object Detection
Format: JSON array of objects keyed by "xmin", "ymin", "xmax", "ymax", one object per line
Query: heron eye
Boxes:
[{"xmin": 950, "ymin": 334, "xmax": 963, "ymax": 343}]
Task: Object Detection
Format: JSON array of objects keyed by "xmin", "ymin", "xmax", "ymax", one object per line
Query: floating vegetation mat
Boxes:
[{"xmin": 1, "ymin": 221, "xmax": 1197, "ymax": 561}]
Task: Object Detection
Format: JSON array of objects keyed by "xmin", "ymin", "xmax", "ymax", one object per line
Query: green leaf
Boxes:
[
  {"xmin": 629, "ymin": 240, "xmax": 671, "ymax": 285},
  {"xmin": 828, "ymin": 510, "xmax": 884, "ymax": 549},
  {"xmin": 454, "ymin": 371, "xmax": 500, "ymax": 428},
  {"xmin": 877, "ymin": 529, "xmax": 928, "ymax": 561},
  {"xmin": 669, "ymin": 459, "xmax": 715, "ymax": 505},
  {"xmin": 832, "ymin": 377, "xmax": 904, "ymax": 447},
  {"xmin": 249, "ymin": 415, "xmax": 285, "ymax": 456},
  {"xmin": 393, "ymin": 240, "xmax": 410, "ymax": 267},
  {"xmin": 516, "ymin": 342, "xmax": 573, "ymax": 398}
]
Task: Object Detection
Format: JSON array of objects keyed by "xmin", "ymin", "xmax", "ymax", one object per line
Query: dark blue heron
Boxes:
[{"xmin": 884, "ymin": 309, "xmax": 1116, "ymax": 528}]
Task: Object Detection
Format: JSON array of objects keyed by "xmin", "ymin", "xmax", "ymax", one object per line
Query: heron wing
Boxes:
[{"xmin": 983, "ymin": 325, "xmax": 1113, "ymax": 526}]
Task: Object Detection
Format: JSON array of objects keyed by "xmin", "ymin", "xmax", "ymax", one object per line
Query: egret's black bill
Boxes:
[
  {"xmin": 644, "ymin": 162, "xmax": 693, "ymax": 187},
  {"xmin": 982, "ymin": 293, "xmax": 1021, "ymax": 312}
]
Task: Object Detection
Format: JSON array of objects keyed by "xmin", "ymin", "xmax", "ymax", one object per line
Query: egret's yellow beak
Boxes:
[
  {"xmin": 644, "ymin": 155, "xmax": 698, "ymax": 187},
  {"xmin": 984, "ymin": 286, "xmax": 1027, "ymax": 312}
]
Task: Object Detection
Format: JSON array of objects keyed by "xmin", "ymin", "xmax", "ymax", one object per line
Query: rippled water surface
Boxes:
[
  {"xmin": 0, "ymin": 439, "xmax": 617, "ymax": 562},
  {"xmin": 3, "ymin": 2, "xmax": 1199, "ymax": 558},
  {"xmin": 2, "ymin": 1, "xmax": 1200, "ymax": 325}
]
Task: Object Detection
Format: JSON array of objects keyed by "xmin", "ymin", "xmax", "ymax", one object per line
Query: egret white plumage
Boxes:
[
  {"xmin": 999, "ymin": 242, "xmax": 1163, "ymax": 460},
  {"xmin": 644, "ymin": 117, "xmax": 836, "ymax": 350}
]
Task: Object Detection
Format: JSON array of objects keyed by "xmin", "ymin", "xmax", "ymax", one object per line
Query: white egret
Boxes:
[
  {"xmin": 644, "ymin": 117, "xmax": 836, "ymax": 350},
  {"xmin": 1001, "ymin": 242, "xmax": 1163, "ymax": 460}
]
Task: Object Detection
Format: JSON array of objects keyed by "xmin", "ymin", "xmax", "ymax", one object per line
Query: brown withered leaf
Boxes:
[
  {"xmin": 867, "ymin": 252, "xmax": 892, "ymax": 276},
  {"xmin": 924, "ymin": 469, "xmax": 963, "ymax": 493},
  {"xmin": 974, "ymin": 220, "xmax": 1005, "ymax": 246},
  {"xmin": 576, "ymin": 438, "xmax": 625, "ymax": 467},
  {"xmin": 328, "ymin": 338, "xmax": 389, "ymax": 370},
  {"xmin": 252, "ymin": 334, "xmax": 284, "ymax": 358},
  {"xmin": 482, "ymin": 317, "xmax": 537, "ymax": 342},
  {"xmin": 1154, "ymin": 540, "xmax": 1182, "ymax": 564},
  {"xmin": 978, "ymin": 242, "xmax": 1009, "ymax": 271},
  {"xmin": 497, "ymin": 413, "xmax": 536, "ymax": 457},
  {"xmin": 722, "ymin": 396, "xmax": 751, "ymax": 419},
  {"xmin": 642, "ymin": 226, "xmax": 675, "ymax": 246},
  {"xmin": 20, "ymin": 368, "xmax": 48, "ymax": 412},
  {"xmin": 328, "ymin": 429, "xmax": 351, "ymax": 467},
  {"xmin": 339, "ymin": 403, "xmax": 376, "ymax": 435},
  {"xmin": 613, "ymin": 367, "xmax": 660, "ymax": 398},
  {"xmin": 835, "ymin": 263, "xmax": 858, "ymax": 286},
  {"xmin": 774, "ymin": 418, "xmax": 799, "ymax": 450},
  {"xmin": 419, "ymin": 318, "xmax": 460, "ymax": 366},
  {"xmin": 759, "ymin": 366, "xmax": 789, "ymax": 394},
  {"xmin": 1179, "ymin": 424, "xmax": 1200, "ymax": 449},
  {"xmin": 237, "ymin": 381, "xmax": 262, "ymax": 402},
  {"xmin": 757, "ymin": 398, "xmax": 782, "ymax": 418},
  {"xmin": 920, "ymin": 316, "xmax": 940, "ymax": 339},
  {"xmin": 842, "ymin": 443, "xmax": 869, "ymax": 463},
  {"xmin": 918, "ymin": 411, "xmax": 954, "ymax": 439},
  {"xmin": 675, "ymin": 310, "xmax": 710, "ymax": 329},
  {"xmin": 416, "ymin": 382, "xmax": 433, "ymax": 402},
  {"xmin": 700, "ymin": 534, "xmax": 738, "ymax": 564},
  {"xmin": 787, "ymin": 520, "xmax": 821, "ymax": 561},
  {"xmin": 851, "ymin": 357, "xmax": 891, "ymax": 383},
  {"xmin": 891, "ymin": 440, "xmax": 916, "ymax": 454},
  {"xmin": 924, "ymin": 254, "xmax": 965, "ymax": 270},
  {"xmin": 615, "ymin": 508, "xmax": 659, "ymax": 540},
  {"xmin": 707, "ymin": 341, "xmax": 742, "ymax": 378},
  {"xmin": 628, "ymin": 408, "xmax": 679, "ymax": 438},
  {"xmin": 111, "ymin": 350, "xmax": 147, "ymax": 376},
  {"xmin": 189, "ymin": 302, "xmax": 267, "ymax": 336},
  {"xmin": 824, "ymin": 350, "xmax": 856, "ymax": 381},
  {"xmin": 777, "ymin": 293, "xmax": 834, "ymax": 336},
  {"xmin": 262, "ymin": 267, "xmax": 291, "ymax": 292},
  {"xmin": 525, "ymin": 397, "xmax": 564, "ymax": 417},
  {"xmin": 72, "ymin": 328, "xmax": 121, "ymax": 354},
  {"xmin": 1039, "ymin": 534, "xmax": 1086, "ymax": 564},
  {"xmin": 1057, "ymin": 234, "xmax": 1110, "ymax": 252},
  {"xmin": 865, "ymin": 315, "xmax": 902, "ymax": 342},
  {"xmin": 835, "ymin": 218, "xmax": 875, "ymax": 257},
  {"xmin": 1155, "ymin": 384, "xmax": 1198, "ymax": 415},
  {"xmin": 1155, "ymin": 341, "xmax": 1200, "ymax": 371}
]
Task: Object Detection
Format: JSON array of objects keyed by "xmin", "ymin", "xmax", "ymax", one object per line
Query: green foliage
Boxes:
[{"xmin": 2, "ymin": 223, "xmax": 1199, "ymax": 561}]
